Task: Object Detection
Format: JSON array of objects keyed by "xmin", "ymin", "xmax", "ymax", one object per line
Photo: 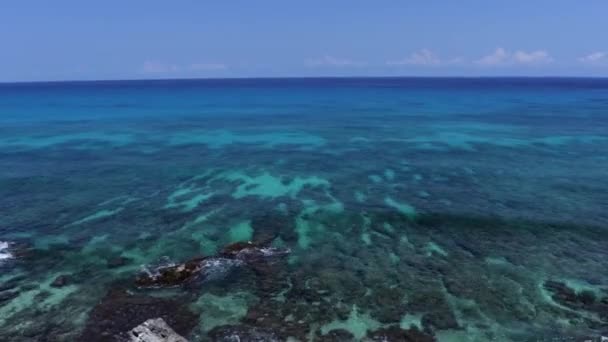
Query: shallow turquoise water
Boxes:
[{"xmin": 0, "ymin": 78, "xmax": 607, "ymax": 341}]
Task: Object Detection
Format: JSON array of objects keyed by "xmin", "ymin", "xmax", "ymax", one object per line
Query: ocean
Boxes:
[{"xmin": 0, "ymin": 78, "xmax": 607, "ymax": 341}]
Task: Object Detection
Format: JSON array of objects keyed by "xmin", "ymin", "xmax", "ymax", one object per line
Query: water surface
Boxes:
[{"xmin": 1, "ymin": 78, "xmax": 607, "ymax": 341}]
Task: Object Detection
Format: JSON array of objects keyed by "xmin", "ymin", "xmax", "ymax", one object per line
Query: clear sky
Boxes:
[{"xmin": 2, "ymin": 1, "xmax": 608, "ymax": 81}]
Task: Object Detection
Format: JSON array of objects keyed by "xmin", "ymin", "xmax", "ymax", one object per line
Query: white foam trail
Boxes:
[{"xmin": 0, "ymin": 241, "xmax": 13, "ymax": 262}]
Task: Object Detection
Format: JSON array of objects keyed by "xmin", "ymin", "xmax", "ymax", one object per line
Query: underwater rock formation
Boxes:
[
  {"xmin": 135, "ymin": 241, "xmax": 290, "ymax": 288},
  {"xmin": 544, "ymin": 280, "xmax": 608, "ymax": 322},
  {"xmin": 128, "ymin": 318, "xmax": 188, "ymax": 342},
  {"xmin": 219, "ymin": 241, "xmax": 291, "ymax": 261},
  {"xmin": 108, "ymin": 256, "xmax": 132, "ymax": 269},
  {"xmin": 366, "ymin": 326, "xmax": 436, "ymax": 342},
  {"xmin": 79, "ymin": 287, "xmax": 199, "ymax": 342},
  {"xmin": 207, "ymin": 324, "xmax": 281, "ymax": 342},
  {"xmin": 135, "ymin": 257, "xmax": 209, "ymax": 288},
  {"xmin": 316, "ymin": 329, "xmax": 355, "ymax": 341},
  {"xmin": 50, "ymin": 274, "xmax": 71, "ymax": 288}
]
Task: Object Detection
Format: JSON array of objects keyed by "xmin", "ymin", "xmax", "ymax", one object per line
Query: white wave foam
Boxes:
[
  {"xmin": 0, "ymin": 241, "xmax": 14, "ymax": 262},
  {"xmin": 199, "ymin": 258, "xmax": 243, "ymax": 282}
]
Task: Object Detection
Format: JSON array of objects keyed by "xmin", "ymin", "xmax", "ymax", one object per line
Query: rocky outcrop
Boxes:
[
  {"xmin": 135, "ymin": 241, "xmax": 290, "ymax": 288},
  {"xmin": 128, "ymin": 318, "xmax": 188, "ymax": 342},
  {"xmin": 79, "ymin": 287, "xmax": 199, "ymax": 342},
  {"xmin": 135, "ymin": 257, "xmax": 208, "ymax": 288}
]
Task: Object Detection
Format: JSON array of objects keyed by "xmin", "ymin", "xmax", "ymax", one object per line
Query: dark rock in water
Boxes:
[
  {"xmin": 136, "ymin": 241, "xmax": 290, "ymax": 288},
  {"xmin": 421, "ymin": 310, "xmax": 459, "ymax": 332},
  {"xmin": 220, "ymin": 241, "xmax": 258, "ymax": 258},
  {"xmin": 316, "ymin": 329, "xmax": 355, "ymax": 341},
  {"xmin": 367, "ymin": 326, "xmax": 436, "ymax": 342},
  {"xmin": 107, "ymin": 256, "xmax": 132, "ymax": 269},
  {"xmin": 128, "ymin": 318, "xmax": 188, "ymax": 342},
  {"xmin": 0, "ymin": 290, "xmax": 19, "ymax": 304},
  {"xmin": 543, "ymin": 281, "xmax": 578, "ymax": 305},
  {"xmin": 135, "ymin": 257, "xmax": 206, "ymax": 288},
  {"xmin": 0, "ymin": 283, "xmax": 16, "ymax": 293},
  {"xmin": 79, "ymin": 287, "xmax": 199, "ymax": 342},
  {"xmin": 207, "ymin": 324, "xmax": 280, "ymax": 342},
  {"xmin": 543, "ymin": 280, "xmax": 608, "ymax": 322},
  {"xmin": 51, "ymin": 275, "xmax": 70, "ymax": 288},
  {"xmin": 578, "ymin": 290, "xmax": 597, "ymax": 306},
  {"xmin": 219, "ymin": 241, "xmax": 290, "ymax": 262},
  {"xmin": 251, "ymin": 213, "xmax": 294, "ymax": 245}
]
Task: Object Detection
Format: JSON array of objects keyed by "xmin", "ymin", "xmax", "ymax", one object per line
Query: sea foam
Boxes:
[{"xmin": 0, "ymin": 241, "xmax": 13, "ymax": 262}]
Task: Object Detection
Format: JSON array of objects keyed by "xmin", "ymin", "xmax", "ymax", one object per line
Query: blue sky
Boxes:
[{"xmin": 2, "ymin": 1, "xmax": 608, "ymax": 81}]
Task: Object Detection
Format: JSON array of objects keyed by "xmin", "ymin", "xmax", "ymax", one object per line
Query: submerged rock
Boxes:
[
  {"xmin": 79, "ymin": 287, "xmax": 199, "ymax": 342},
  {"xmin": 128, "ymin": 318, "xmax": 188, "ymax": 342},
  {"xmin": 108, "ymin": 256, "xmax": 132, "ymax": 269},
  {"xmin": 366, "ymin": 326, "xmax": 436, "ymax": 342},
  {"xmin": 219, "ymin": 241, "xmax": 291, "ymax": 261},
  {"xmin": 135, "ymin": 257, "xmax": 207, "ymax": 288},
  {"xmin": 207, "ymin": 324, "xmax": 280, "ymax": 342},
  {"xmin": 317, "ymin": 329, "xmax": 355, "ymax": 341},
  {"xmin": 543, "ymin": 280, "xmax": 608, "ymax": 321},
  {"xmin": 0, "ymin": 290, "xmax": 19, "ymax": 304},
  {"xmin": 51, "ymin": 274, "xmax": 71, "ymax": 288},
  {"xmin": 136, "ymin": 241, "xmax": 290, "ymax": 288}
]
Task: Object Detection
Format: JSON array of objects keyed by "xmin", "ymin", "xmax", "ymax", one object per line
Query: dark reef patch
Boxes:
[{"xmin": 79, "ymin": 286, "xmax": 199, "ymax": 342}]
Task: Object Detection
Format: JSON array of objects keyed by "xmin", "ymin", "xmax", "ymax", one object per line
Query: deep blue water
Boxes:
[{"xmin": 0, "ymin": 78, "xmax": 607, "ymax": 341}]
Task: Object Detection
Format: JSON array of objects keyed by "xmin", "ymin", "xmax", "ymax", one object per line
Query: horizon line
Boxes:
[{"xmin": 2, "ymin": 75, "xmax": 608, "ymax": 85}]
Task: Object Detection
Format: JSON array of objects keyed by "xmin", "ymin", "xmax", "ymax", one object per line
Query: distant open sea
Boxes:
[{"xmin": 1, "ymin": 78, "xmax": 607, "ymax": 341}]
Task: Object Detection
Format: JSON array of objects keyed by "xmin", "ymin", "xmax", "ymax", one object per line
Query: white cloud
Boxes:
[
  {"xmin": 387, "ymin": 49, "xmax": 441, "ymax": 66},
  {"xmin": 305, "ymin": 55, "xmax": 365, "ymax": 67},
  {"xmin": 475, "ymin": 48, "xmax": 552, "ymax": 66},
  {"xmin": 142, "ymin": 60, "xmax": 180, "ymax": 73},
  {"xmin": 387, "ymin": 49, "xmax": 463, "ymax": 67},
  {"xmin": 579, "ymin": 52, "xmax": 607, "ymax": 64},
  {"xmin": 142, "ymin": 60, "xmax": 227, "ymax": 74},
  {"xmin": 475, "ymin": 48, "xmax": 510, "ymax": 66},
  {"xmin": 513, "ymin": 50, "xmax": 552, "ymax": 64}
]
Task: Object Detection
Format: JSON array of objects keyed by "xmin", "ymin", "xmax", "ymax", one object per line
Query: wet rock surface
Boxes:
[
  {"xmin": 79, "ymin": 287, "xmax": 199, "ymax": 342},
  {"xmin": 135, "ymin": 257, "xmax": 207, "ymax": 288},
  {"xmin": 136, "ymin": 241, "xmax": 290, "ymax": 288},
  {"xmin": 128, "ymin": 318, "xmax": 188, "ymax": 342}
]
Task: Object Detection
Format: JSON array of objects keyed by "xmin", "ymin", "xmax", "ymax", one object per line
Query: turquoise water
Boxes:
[{"xmin": 0, "ymin": 78, "xmax": 607, "ymax": 341}]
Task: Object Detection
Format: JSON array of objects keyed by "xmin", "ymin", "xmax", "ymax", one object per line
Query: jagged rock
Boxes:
[
  {"xmin": 366, "ymin": 326, "xmax": 436, "ymax": 342},
  {"xmin": 136, "ymin": 241, "xmax": 289, "ymax": 288},
  {"xmin": 79, "ymin": 287, "xmax": 199, "ymax": 342},
  {"xmin": 51, "ymin": 275, "xmax": 70, "ymax": 288},
  {"xmin": 128, "ymin": 318, "xmax": 188, "ymax": 342},
  {"xmin": 135, "ymin": 257, "xmax": 207, "ymax": 288}
]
